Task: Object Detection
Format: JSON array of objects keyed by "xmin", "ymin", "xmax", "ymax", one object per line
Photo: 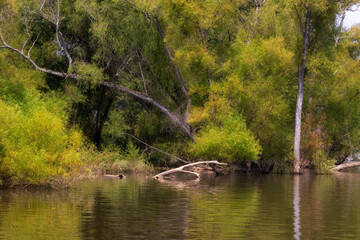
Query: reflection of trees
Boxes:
[
  {"xmin": 0, "ymin": 189, "xmax": 83, "ymax": 240},
  {"xmin": 243, "ymin": 174, "xmax": 295, "ymax": 240},
  {"xmin": 293, "ymin": 175, "xmax": 301, "ymax": 240},
  {"xmin": 300, "ymin": 173, "xmax": 360, "ymax": 239},
  {"xmin": 186, "ymin": 192, "xmax": 259, "ymax": 239},
  {"xmin": 80, "ymin": 176, "xmax": 261, "ymax": 240},
  {"xmin": 184, "ymin": 176, "xmax": 260, "ymax": 239},
  {"xmin": 4, "ymin": 174, "xmax": 360, "ymax": 239},
  {"xmin": 80, "ymin": 178, "xmax": 189, "ymax": 239}
]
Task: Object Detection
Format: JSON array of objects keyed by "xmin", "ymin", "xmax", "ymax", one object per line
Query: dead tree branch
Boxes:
[
  {"xmin": 332, "ymin": 161, "xmax": 360, "ymax": 172},
  {"xmin": 153, "ymin": 161, "xmax": 228, "ymax": 182}
]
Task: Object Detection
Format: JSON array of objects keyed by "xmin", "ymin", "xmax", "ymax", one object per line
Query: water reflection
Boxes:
[
  {"xmin": 0, "ymin": 189, "xmax": 83, "ymax": 240},
  {"xmin": 2, "ymin": 173, "xmax": 360, "ymax": 239},
  {"xmin": 293, "ymin": 175, "xmax": 301, "ymax": 240},
  {"xmin": 80, "ymin": 179, "xmax": 189, "ymax": 239}
]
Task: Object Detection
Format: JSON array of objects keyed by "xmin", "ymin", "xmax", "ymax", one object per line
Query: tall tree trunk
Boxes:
[{"xmin": 294, "ymin": 6, "xmax": 311, "ymax": 174}]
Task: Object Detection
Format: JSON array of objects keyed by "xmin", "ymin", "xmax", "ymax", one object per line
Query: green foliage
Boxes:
[
  {"xmin": 0, "ymin": 76, "xmax": 84, "ymax": 185},
  {"xmin": 91, "ymin": 142, "xmax": 152, "ymax": 173},
  {"xmin": 2, "ymin": 0, "xmax": 360, "ymax": 175},
  {"xmin": 73, "ymin": 61, "xmax": 105, "ymax": 85},
  {"xmin": 102, "ymin": 110, "xmax": 130, "ymax": 145},
  {"xmin": 191, "ymin": 115, "xmax": 261, "ymax": 162}
]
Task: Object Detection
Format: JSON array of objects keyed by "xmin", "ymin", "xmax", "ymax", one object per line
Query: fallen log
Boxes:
[
  {"xmin": 153, "ymin": 161, "xmax": 228, "ymax": 182},
  {"xmin": 104, "ymin": 174, "xmax": 126, "ymax": 179},
  {"xmin": 331, "ymin": 161, "xmax": 360, "ymax": 172}
]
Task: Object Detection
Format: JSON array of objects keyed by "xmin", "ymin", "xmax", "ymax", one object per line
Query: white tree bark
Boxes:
[
  {"xmin": 331, "ymin": 161, "xmax": 360, "ymax": 172},
  {"xmin": 294, "ymin": 6, "xmax": 311, "ymax": 174},
  {"xmin": 153, "ymin": 161, "xmax": 227, "ymax": 182}
]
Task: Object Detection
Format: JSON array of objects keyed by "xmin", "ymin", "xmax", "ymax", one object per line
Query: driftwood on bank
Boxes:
[
  {"xmin": 331, "ymin": 161, "xmax": 360, "ymax": 172},
  {"xmin": 153, "ymin": 161, "xmax": 228, "ymax": 182}
]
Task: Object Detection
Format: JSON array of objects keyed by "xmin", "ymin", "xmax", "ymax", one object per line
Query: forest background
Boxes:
[{"xmin": 1, "ymin": 0, "xmax": 360, "ymax": 186}]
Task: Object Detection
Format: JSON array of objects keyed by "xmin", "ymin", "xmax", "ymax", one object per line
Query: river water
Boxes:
[{"xmin": 1, "ymin": 171, "xmax": 360, "ymax": 240}]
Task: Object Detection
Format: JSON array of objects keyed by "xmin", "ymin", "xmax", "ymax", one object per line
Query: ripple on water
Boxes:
[{"xmin": 1, "ymin": 174, "xmax": 360, "ymax": 239}]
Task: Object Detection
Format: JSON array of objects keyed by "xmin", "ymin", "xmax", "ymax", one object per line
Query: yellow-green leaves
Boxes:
[
  {"xmin": 0, "ymin": 50, "xmax": 85, "ymax": 185},
  {"xmin": 0, "ymin": 83, "xmax": 84, "ymax": 185},
  {"xmin": 73, "ymin": 61, "xmax": 105, "ymax": 85},
  {"xmin": 191, "ymin": 114, "xmax": 261, "ymax": 162}
]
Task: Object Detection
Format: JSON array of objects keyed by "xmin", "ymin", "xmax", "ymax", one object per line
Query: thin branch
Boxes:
[
  {"xmin": 21, "ymin": 14, "xmax": 31, "ymax": 53},
  {"xmin": 32, "ymin": 4, "xmax": 73, "ymax": 69},
  {"xmin": 120, "ymin": 132, "xmax": 188, "ymax": 164},
  {"xmin": 0, "ymin": 38, "xmax": 194, "ymax": 139},
  {"xmin": 328, "ymin": 133, "xmax": 349, "ymax": 154},
  {"xmin": 54, "ymin": 0, "xmax": 72, "ymax": 69},
  {"xmin": 123, "ymin": 0, "xmax": 156, "ymax": 24},
  {"xmin": 56, "ymin": 0, "xmax": 60, "ymax": 25},
  {"xmin": 0, "ymin": 30, "xmax": 78, "ymax": 79},
  {"xmin": 153, "ymin": 16, "xmax": 192, "ymax": 122},
  {"xmin": 82, "ymin": 5, "xmax": 97, "ymax": 23},
  {"xmin": 31, "ymin": 10, "xmax": 55, "ymax": 25},
  {"xmin": 296, "ymin": 7, "xmax": 305, "ymax": 35},
  {"xmin": 136, "ymin": 50, "xmax": 148, "ymax": 94},
  {"xmin": 28, "ymin": 31, "xmax": 41, "ymax": 57},
  {"xmin": 39, "ymin": 0, "xmax": 47, "ymax": 11},
  {"xmin": 138, "ymin": 48, "xmax": 170, "ymax": 108},
  {"xmin": 124, "ymin": 1, "xmax": 191, "ymax": 122},
  {"xmin": 115, "ymin": 53, "xmax": 133, "ymax": 76}
]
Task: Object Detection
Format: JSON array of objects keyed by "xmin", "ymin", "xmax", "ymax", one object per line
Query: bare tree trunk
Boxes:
[{"xmin": 294, "ymin": 6, "xmax": 311, "ymax": 174}]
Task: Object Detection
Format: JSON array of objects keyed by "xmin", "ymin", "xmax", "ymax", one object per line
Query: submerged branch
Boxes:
[{"xmin": 153, "ymin": 161, "xmax": 228, "ymax": 182}]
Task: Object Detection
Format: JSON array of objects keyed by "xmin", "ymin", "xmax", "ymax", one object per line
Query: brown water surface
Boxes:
[{"xmin": 1, "ymin": 172, "xmax": 360, "ymax": 239}]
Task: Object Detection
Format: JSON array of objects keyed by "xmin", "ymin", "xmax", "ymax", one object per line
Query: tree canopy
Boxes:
[{"xmin": 1, "ymin": 0, "xmax": 360, "ymax": 184}]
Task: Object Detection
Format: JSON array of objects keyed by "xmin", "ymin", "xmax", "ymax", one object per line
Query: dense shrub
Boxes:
[
  {"xmin": 0, "ymin": 76, "xmax": 84, "ymax": 185},
  {"xmin": 191, "ymin": 115, "xmax": 262, "ymax": 162}
]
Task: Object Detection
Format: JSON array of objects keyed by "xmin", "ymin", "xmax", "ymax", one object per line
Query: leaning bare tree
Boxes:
[{"xmin": 0, "ymin": 0, "xmax": 194, "ymax": 140}]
